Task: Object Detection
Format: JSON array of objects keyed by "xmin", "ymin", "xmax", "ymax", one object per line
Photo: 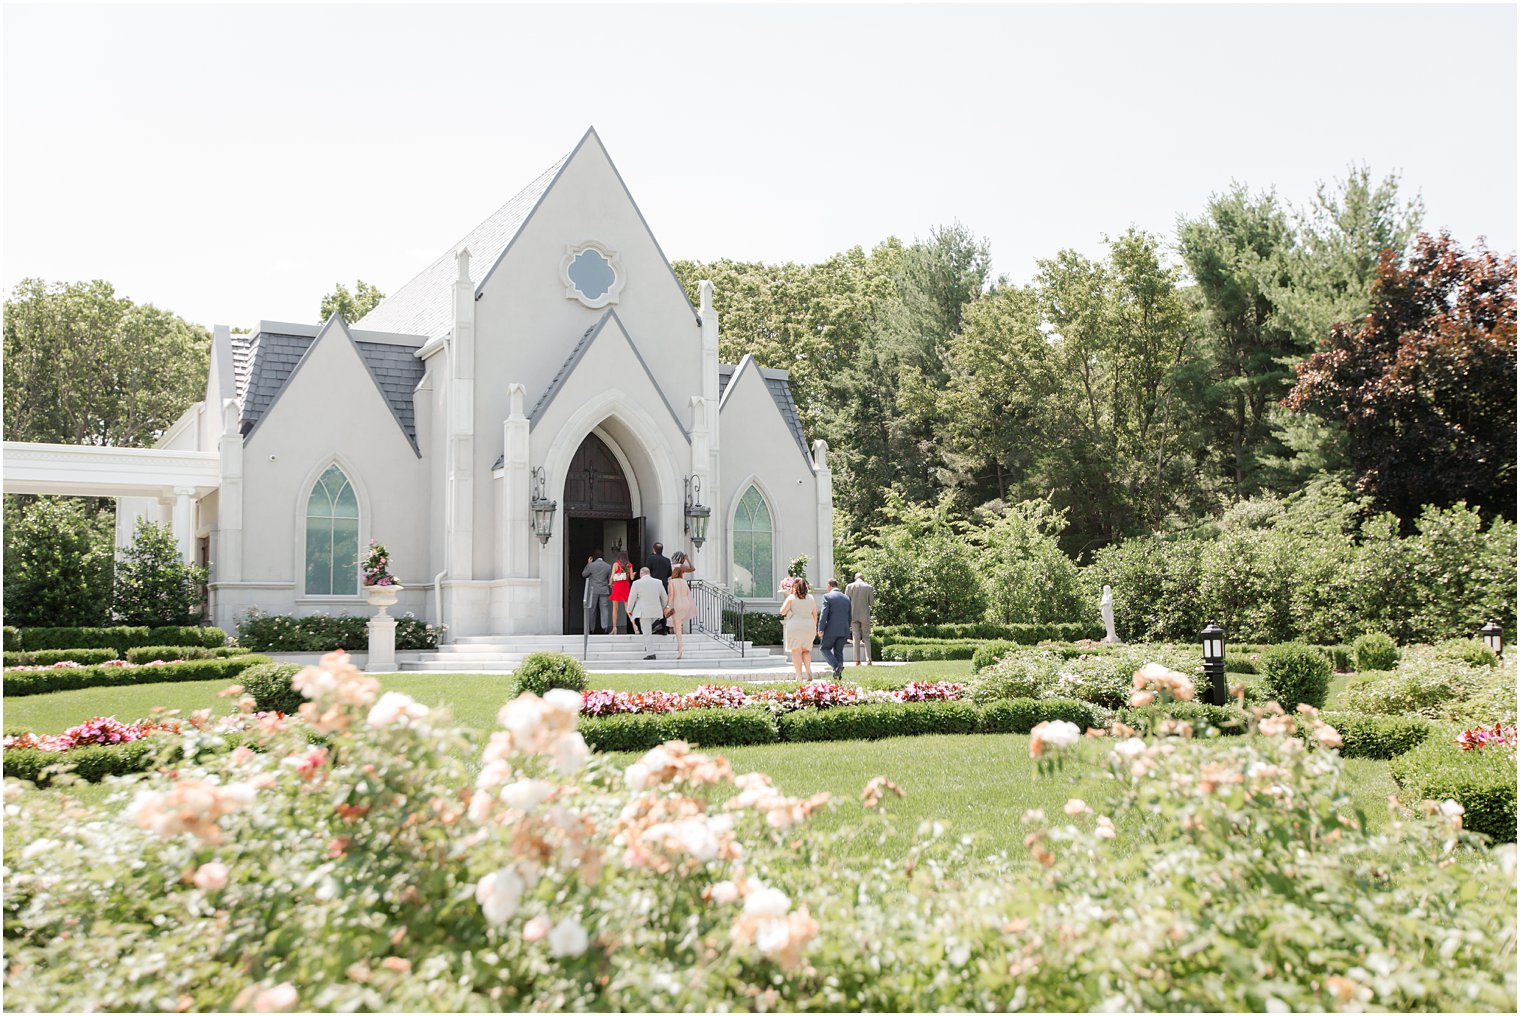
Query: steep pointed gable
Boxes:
[
  {"xmin": 242, "ymin": 316, "xmax": 425, "ymax": 456},
  {"xmin": 719, "ymin": 356, "xmax": 813, "ymax": 468},
  {"xmin": 528, "ymin": 309, "xmax": 688, "ymax": 438},
  {"xmin": 353, "ymin": 149, "xmax": 573, "ymax": 338}
]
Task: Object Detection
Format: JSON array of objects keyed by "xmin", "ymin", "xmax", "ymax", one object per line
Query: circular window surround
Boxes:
[{"xmin": 560, "ymin": 241, "xmax": 626, "ymax": 309}]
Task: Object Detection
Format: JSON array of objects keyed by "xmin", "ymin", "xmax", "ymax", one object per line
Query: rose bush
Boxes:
[{"xmin": 3, "ymin": 652, "xmax": 1514, "ymax": 1012}]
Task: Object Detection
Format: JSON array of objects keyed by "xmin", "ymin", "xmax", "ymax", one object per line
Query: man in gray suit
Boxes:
[
  {"xmin": 846, "ymin": 572, "xmax": 876, "ymax": 666},
  {"xmin": 625, "ymin": 567, "xmax": 668, "ymax": 660},
  {"xmin": 581, "ymin": 549, "xmax": 613, "ymax": 635},
  {"xmin": 817, "ymin": 579, "xmax": 853, "ymax": 679}
]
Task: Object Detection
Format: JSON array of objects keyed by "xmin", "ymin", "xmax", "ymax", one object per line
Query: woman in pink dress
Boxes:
[
  {"xmin": 666, "ymin": 550, "xmax": 698, "ymax": 659},
  {"xmin": 609, "ymin": 555, "xmax": 632, "ymax": 635}
]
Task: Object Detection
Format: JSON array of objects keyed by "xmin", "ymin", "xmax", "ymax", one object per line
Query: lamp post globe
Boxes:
[
  {"xmin": 1201, "ymin": 621, "xmax": 1227, "ymax": 706},
  {"xmin": 1480, "ymin": 620, "xmax": 1503, "ymax": 659}
]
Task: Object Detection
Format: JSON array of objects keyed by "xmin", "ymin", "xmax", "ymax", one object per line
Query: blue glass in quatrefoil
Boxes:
[{"xmin": 568, "ymin": 249, "xmax": 616, "ymax": 300}]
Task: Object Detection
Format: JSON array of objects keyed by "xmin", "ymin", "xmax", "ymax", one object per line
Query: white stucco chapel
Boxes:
[{"xmin": 82, "ymin": 128, "xmax": 833, "ymax": 638}]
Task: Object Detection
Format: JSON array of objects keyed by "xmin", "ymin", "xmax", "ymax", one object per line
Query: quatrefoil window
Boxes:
[{"xmin": 561, "ymin": 242, "xmax": 624, "ymax": 308}]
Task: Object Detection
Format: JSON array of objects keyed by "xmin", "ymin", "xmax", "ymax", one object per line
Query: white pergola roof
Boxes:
[{"xmin": 1, "ymin": 442, "xmax": 220, "ymax": 499}]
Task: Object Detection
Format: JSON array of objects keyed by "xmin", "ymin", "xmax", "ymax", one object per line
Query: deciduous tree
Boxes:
[{"xmin": 320, "ymin": 280, "xmax": 385, "ymax": 323}]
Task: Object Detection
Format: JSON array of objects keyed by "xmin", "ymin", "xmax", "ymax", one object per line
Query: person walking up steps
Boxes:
[
  {"xmin": 625, "ymin": 567, "xmax": 668, "ymax": 660},
  {"xmin": 609, "ymin": 554, "xmax": 632, "ymax": 635},
  {"xmin": 666, "ymin": 550, "xmax": 698, "ymax": 660},
  {"xmin": 846, "ymin": 572, "xmax": 876, "ymax": 666},
  {"xmin": 581, "ymin": 549, "xmax": 613, "ymax": 635},
  {"xmin": 780, "ymin": 577, "xmax": 819, "ymax": 682}
]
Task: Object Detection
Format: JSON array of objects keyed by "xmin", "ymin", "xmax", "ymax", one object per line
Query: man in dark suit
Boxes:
[
  {"xmin": 581, "ymin": 548, "xmax": 613, "ymax": 635},
  {"xmin": 817, "ymin": 579, "xmax": 853, "ymax": 679},
  {"xmin": 645, "ymin": 542, "xmax": 673, "ymax": 634}
]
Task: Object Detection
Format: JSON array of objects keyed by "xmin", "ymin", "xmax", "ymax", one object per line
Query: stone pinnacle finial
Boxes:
[
  {"xmin": 456, "ymin": 247, "xmax": 472, "ymax": 284},
  {"xmin": 699, "ymin": 279, "xmax": 714, "ymax": 315}
]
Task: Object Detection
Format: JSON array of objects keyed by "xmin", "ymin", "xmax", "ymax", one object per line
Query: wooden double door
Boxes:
[{"xmin": 563, "ymin": 433, "xmax": 645, "ymax": 634}]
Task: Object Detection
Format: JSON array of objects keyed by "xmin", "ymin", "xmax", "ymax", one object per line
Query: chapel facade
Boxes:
[{"xmin": 121, "ymin": 128, "xmax": 834, "ymax": 638}]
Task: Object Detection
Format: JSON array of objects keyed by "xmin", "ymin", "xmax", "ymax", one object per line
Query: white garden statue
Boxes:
[{"xmin": 1100, "ymin": 585, "xmax": 1121, "ymax": 644}]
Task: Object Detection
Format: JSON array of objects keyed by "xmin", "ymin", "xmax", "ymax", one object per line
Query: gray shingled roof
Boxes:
[
  {"xmin": 719, "ymin": 362, "xmax": 812, "ymax": 467},
  {"xmin": 231, "ymin": 331, "xmax": 254, "ymax": 401},
  {"xmin": 236, "ymin": 328, "xmax": 424, "ymax": 454},
  {"xmin": 353, "ymin": 153, "xmax": 570, "ymax": 339}
]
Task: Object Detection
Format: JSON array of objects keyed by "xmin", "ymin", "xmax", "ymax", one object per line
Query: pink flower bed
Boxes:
[
  {"xmin": 581, "ymin": 681, "xmax": 963, "ymax": 718},
  {"xmin": 1457, "ymin": 722, "xmax": 1517, "ymax": 752},
  {"xmin": 4, "ymin": 712, "xmax": 286, "ymax": 753},
  {"xmin": 5, "ymin": 659, "xmax": 174, "ymax": 673}
]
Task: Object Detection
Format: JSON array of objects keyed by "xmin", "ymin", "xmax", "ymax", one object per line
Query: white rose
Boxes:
[
  {"xmin": 499, "ymin": 696, "xmax": 547, "ymax": 739},
  {"xmin": 1440, "ymin": 799, "xmax": 1465, "ymax": 819},
  {"xmin": 623, "ymin": 762, "xmax": 650, "ymax": 791},
  {"xmin": 367, "ymin": 691, "xmax": 429, "ymax": 728},
  {"xmin": 252, "ymin": 982, "xmax": 298, "ymax": 1012},
  {"xmin": 1112, "ymin": 737, "xmax": 1147, "ymax": 759},
  {"xmin": 743, "ymin": 886, "xmax": 791, "ymax": 918},
  {"xmin": 500, "ymin": 779, "xmax": 552, "ymax": 812},
  {"xmin": 1063, "ymin": 798, "xmax": 1089, "ymax": 817},
  {"xmin": 550, "ymin": 732, "xmax": 590, "ymax": 776},
  {"xmin": 754, "ymin": 918, "xmax": 791, "ymax": 956},
  {"xmin": 1034, "ymin": 719, "xmax": 1081, "ymax": 749},
  {"xmin": 475, "ymin": 868, "xmax": 524, "ymax": 925},
  {"xmin": 543, "ymin": 688, "xmax": 585, "ymax": 715},
  {"xmin": 709, "ymin": 880, "xmax": 739, "ymax": 904},
  {"xmin": 193, "ymin": 861, "xmax": 229, "ymax": 891},
  {"xmin": 547, "ymin": 916, "xmax": 589, "ymax": 957}
]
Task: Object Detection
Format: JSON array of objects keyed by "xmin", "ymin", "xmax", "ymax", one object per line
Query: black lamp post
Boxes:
[
  {"xmin": 1480, "ymin": 620, "xmax": 1503, "ymax": 660},
  {"xmin": 530, "ymin": 467, "xmax": 557, "ymax": 546},
  {"xmin": 1201, "ymin": 621, "xmax": 1227, "ymax": 706},
  {"xmin": 684, "ymin": 476, "xmax": 711, "ymax": 550}
]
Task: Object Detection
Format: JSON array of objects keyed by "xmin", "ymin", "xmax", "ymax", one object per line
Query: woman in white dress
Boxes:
[{"xmin": 779, "ymin": 577, "xmax": 819, "ymax": 682}]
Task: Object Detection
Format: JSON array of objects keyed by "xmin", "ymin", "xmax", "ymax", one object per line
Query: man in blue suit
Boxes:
[{"xmin": 817, "ymin": 579, "xmax": 853, "ymax": 680}]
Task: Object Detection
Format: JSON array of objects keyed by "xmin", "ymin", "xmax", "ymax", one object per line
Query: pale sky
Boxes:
[{"xmin": 4, "ymin": 3, "xmax": 1515, "ymax": 330}]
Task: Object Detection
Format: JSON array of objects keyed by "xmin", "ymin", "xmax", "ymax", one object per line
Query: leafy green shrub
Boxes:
[
  {"xmin": 1391, "ymin": 733, "xmax": 1517, "ymax": 842},
  {"xmin": 971, "ymin": 640, "xmax": 1018, "ymax": 672},
  {"xmin": 965, "ymin": 650, "xmax": 1064, "ymax": 703},
  {"xmin": 856, "ymin": 494, "xmax": 985, "ymax": 626},
  {"xmin": 234, "ymin": 611, "xmax": 443, "ymax": 651},
  {"xmin": 1261, "ymin": 642, "xmax": 1331, "ymax": 709},
  {"xmin": 722, "ymin": 609, "xmax": 782, "ymax": 647},
  {"xmin": 976, "ymin": 697, "xmax": 1100, "ymax": 734},
  {"xmin": 1, "ymin": 654, "xmax": 273, "ymax": 697},
  {"xmin": 510, "ymin": 652, "xmax": 588, "ymax": 697},
  {"xmin": 875, "ymin": 621, "xmax": 1103, "ymax": 645},
  {"xmin": 579, "ymin": 709, "xmax": 778, "ymax": 753},
  {"xmin": 1433, "ymin": 638, "xmax": 1500, "ymax": 669},
  {"xmin": 124, "ymin": 645, "xmax": 250, "ymax": 664},
  {"xmin": 1342, "ymin": 664, "xmax": 1465, "ymax": 718},
  {"xmin": 1223, "ymin": 653, "xmax": 1259, "ymax": 674},
  {"xmin": 1353, "ymin": 632, "xmax": 1400, "ymax": 672},
  {"xmin": 3, "ymin": 648, "xmax": 119, "ymax": 667},
  {"xmin": 776, "ymin": 701, "xmax": 981, "ymax": 742},
  {"xmin": 240, "ymin": 663, "xmax": 306, "ymax": 715},
  {"xmin": 1321, "ymin": 644, "xmax": 1354, "ymax": 673},
  {"xmin": 2, "ymin": 496, "xmax": 114, "ymax": 628},
  {"xmin": 879, "ymin": 642, "xmax": 978, "ymax": 662},
  {"xmin": 1118, "ymin": 701, "xmax": 1248, "ymax": 735},
  {"xmin": 4, "ymin": 625, "xmax": 226, "ymax": 655},
  {"xmin": 1314, "ymin": 712, "xmax": 1432, "ymax": 759},
  {"xmin": 2, "ymin": 738, "xmax": 164, "ymax": 785},
  {"xmin": 111, "ymin": 521, "xmax": 205, "ymax": 626}
]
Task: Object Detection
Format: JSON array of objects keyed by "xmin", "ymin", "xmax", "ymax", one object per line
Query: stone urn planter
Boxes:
[{"xmin": 365, "ymin": 583, "xmax": 402, "ymax": 616}]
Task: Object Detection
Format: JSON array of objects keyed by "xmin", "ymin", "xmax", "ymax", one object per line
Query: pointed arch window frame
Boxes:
[
  {"xmin": 301, "ymin": 462, "xmax": 363, "ymax": 598},
  {"xmin": 730, "ymin": 482, "xmax": 776, "ymax": 600}
]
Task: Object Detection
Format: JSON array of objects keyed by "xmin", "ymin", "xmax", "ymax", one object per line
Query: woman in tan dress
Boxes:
[
  {"xmin": 666, "ymin": 551, "xmax": 698, "ymax": 659},
  {"xmin": 779, "ymin": 578, "xmax": 818, "ymax": 682}
]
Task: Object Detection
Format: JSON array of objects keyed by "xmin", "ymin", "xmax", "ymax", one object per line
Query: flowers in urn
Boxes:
[{"xmin": 362, "ymin": 540, "xmax": 395, "ymax": 587}]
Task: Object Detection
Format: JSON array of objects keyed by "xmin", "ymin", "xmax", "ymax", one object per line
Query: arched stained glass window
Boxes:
[
  {"xmin": 305, "ymin": 465, "xmax": 359, "ymax": 596},
  {"xmin": 732, "ymin": 485, "xmax": 772, "ymax": 599}
]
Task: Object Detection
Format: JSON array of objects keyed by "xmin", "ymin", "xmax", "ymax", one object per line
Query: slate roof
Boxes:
[
  {"xmin": 353, "ymin": 153, "xmax": 570, "ymax": 339},
  {"xmin": 719, "ymin": 362, "xmax": 813, "ymax": 467},
  {"xmin": 234, "ymin": 327, "xmax": 425, "ymax": 454}
]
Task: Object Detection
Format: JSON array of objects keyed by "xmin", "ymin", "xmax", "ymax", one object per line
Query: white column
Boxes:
[
  {"xmin": 447, "ymin": 248, "xmax": 476, "ymax": 579},
  {"xmin": 216, "ymin": 399, "xmax": 243, "ymax": 583},
  {"xmin": 698, "ymin": 281, "xmax": 724, "ymax": 586},
  {"xmin": 172, "ymin": 486, "xmax": 196, "ymax": 564},
  {"xmin": 813, "ymin": 440, "xmax": 834, "ymax": 587},
  {"xmin": 367, "ymin": 614, "xmax": 398, "ymax": 672},
  {"xmin": 501, "ymin": 383, "xmax": 533, "ymax": 577}
]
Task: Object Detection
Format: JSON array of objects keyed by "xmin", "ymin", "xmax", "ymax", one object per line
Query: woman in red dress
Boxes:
[{"xmin": 609, "ymin": 555, "xmax": 632, "ymax": 635}]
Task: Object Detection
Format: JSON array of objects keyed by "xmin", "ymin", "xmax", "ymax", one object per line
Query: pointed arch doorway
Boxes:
[{"xmin": 563, "ymin": 431, "xmax": 645, "ymax": 634}]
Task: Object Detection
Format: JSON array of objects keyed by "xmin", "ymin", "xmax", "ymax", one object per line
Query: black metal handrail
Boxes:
[{"xmin": 688, "ymin": 579, "xmax": 745, "ymax": 656}]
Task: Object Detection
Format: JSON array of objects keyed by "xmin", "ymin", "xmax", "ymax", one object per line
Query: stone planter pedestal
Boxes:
[{"xmin": 366, "ymin": 584, "xmax": 402, "ymax": 672}]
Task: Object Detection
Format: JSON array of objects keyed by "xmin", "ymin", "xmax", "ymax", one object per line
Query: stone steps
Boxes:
[{"xmin": 396, "ymin": 633, "xmax": 777, "ymax": 673}]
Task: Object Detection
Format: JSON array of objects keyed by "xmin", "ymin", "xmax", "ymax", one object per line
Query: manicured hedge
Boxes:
[
  {"xmin": 1314, "ymin": 712, "xmax": 1432, "ymax": 760},
  {"xmin": 241, "ymin": 663, "xmax": 305, "ymax": 715},
  {"xmin": 235, "ymin": 613, "xmax": 441, "ymax": 652},
  {"xmin": 3, "ymin": 738, "xmax": 165, "ymax": 785},
  {"xmin": 880, "ymin": 642, "xmax": 979, "ymax": 662},
  {"xmin": 724, "ymin": 610, "xmax": 783, "ymax": 648},
  {"xmin": 579, "ymin": 708, "xmax": 780, "ymax": 753},
  {"xmin": 777, "ymin": 701, "xmax": 981, "ymax": 742},
  {"xmin": 876, "ymin": 622, "xmax": 1105, "ymax": 646},
  {"xmin": 1223, "ymin": 654, "xmax": 1259, "ymax": 675},
  {"xmin": 2, "ymin": 625, "xmax": 226, "ymax": 655},
  {"xmin": 977, "ymin": 698, "xmax": 1101, "ymax": 734},
  {"xmin": 1118, "ymin": 701, "xmax": 1249, "ymax": 735},
  {"xmin": 1390, "ymin": 734, "xmax": 1517, "ymax": 843},
  {"xmin": 4, "ymin": 648, "xmax": 120, "ymax": 668},
  {"xmin": 1, "ymin": 655, "xmax": 274, "ymax": 697},
  {"xmin": 124, "ymin": 645, "xmax": 252, "ymax": 664}
]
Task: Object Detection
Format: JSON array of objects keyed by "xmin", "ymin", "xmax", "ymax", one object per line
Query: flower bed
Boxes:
[
  {"xmin": 581, "ymin": 681, "xmax": 962, "ymax": 718},
  {"xmin": 1458, "ymin": 722, "xmax": 1517, "ymax": 753},
  {"xmin": 1, "ymin": 654, "xmax": 274, "ymax": 696}
]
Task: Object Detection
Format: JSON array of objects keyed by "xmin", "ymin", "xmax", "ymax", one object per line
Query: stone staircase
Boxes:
[{"xmin": 396, "ymin": 633, "xmax": 780, "ymax": 673}]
